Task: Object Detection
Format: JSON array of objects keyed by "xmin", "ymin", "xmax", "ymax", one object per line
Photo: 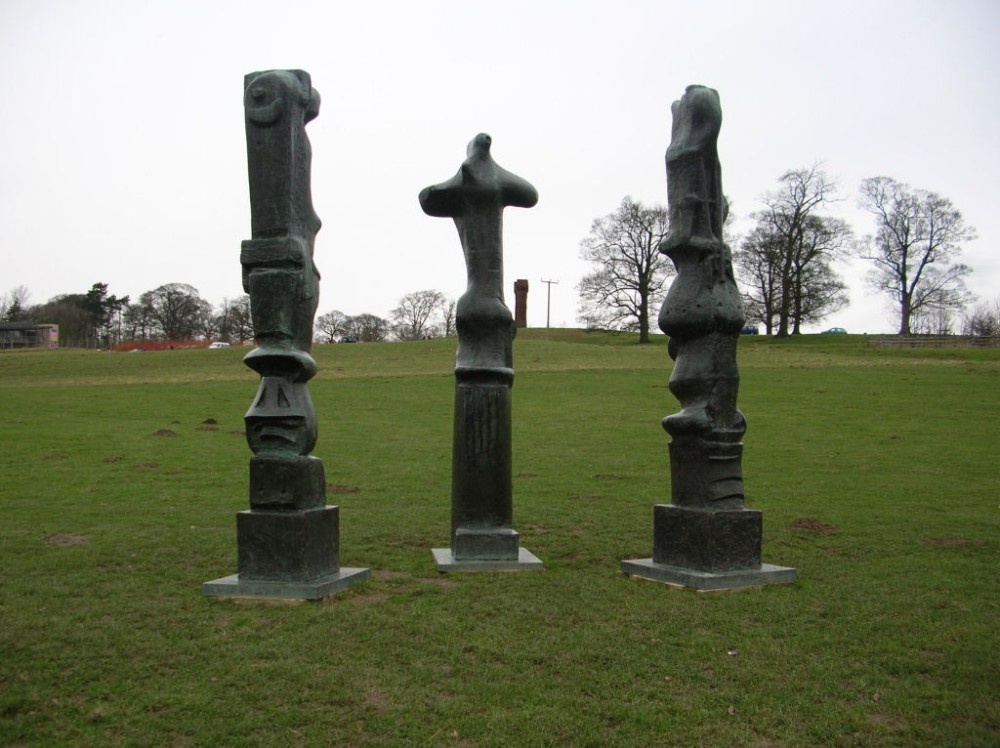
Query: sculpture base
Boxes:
[
  {"xmin": 237, "ymin": 506, "xmax": 342, "ymax": 580},
  {"xmin": 620, "ymin": 559, "xmax": 795, "ymax": 591},
  {"xmin": 653, "ymin": 504, "xmax": 762, "ymax": 572},
  {"xmin": 453, "ymin": 526, "xmax": 520, "ymax": 561},
  {"xmin": 203, "ymin": 504, "xmax": 370, "ymax": 600},
  {"xmin": 202, "ymin": 568, "xmax": 370, "ymax": 601},
  {"xmin": 432, "ymin": 547, "xmax": 544, "ymax": 573}
]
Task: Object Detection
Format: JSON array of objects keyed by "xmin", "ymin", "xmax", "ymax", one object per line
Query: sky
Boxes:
[{"xmin": 2, "ymin": 0, "xmax": 997, "ymax": 334}]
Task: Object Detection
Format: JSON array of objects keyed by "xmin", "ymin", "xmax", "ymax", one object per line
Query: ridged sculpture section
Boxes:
[
  {"xmin": 203, "ymin": 70, "xmax": 368, "ymax": 601},
  {"xmin": 622, "ymin": 86, "xmax": 795, "ymax": 590}
]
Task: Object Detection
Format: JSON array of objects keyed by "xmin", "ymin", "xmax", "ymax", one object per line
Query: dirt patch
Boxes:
[
  {"xmin": 568, "ymin": 493, "xmax": 612, "ymax": 501},
  {"xmin": 201, "ymin": 418, "xmax": 218, "ymax": 425},
  {"xmin": 867, "ymin": 712, "xmax": 906, "ymax": 728},
  {"xmin": 101, "ymin": 456, "xmax": 124, "ymax": 463},
  {"xmin": 132, "ymin": 462, "xmax": 160, "ymax": 469},
  {"xmin": 372, "ymin": 570, "xmax": 411, "ymax": 581},
  {"xmin": 791, "ymin": 517, "xmax": 838, "ymax": 534},
  {"xmin": 327, "ymin": 484, "xmax": 360, "ymax": 494},
  {"xmin": 420, "ymin": 577, "xmax": 456, "ymax": 588},
  {"xmin": 43, "ymin": 453, "xmax": 67, "ymax": 460},
  {"xmin": 195, "ymin": 425, "xmax": 219, "ymax": 431},
  {"xmin": 923, "ymin": 537, "xmax": 985, "ymax": 548},
  {"xmin": 150, "ymin": 429, "xmax": 178, "ymax": 437},
  {"xmin": 44, "ymin": 533, "xmax": 89, "ymax": 546},
  {"xmin": 228, "ymin": 430, "xmax": 246, "ymax": 437}
]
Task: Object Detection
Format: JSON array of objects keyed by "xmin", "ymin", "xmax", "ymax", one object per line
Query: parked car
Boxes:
[
  {"xmin": 820, "ymin": 327, "xmax": 847, "ymax": 335},
  {"xmin": 208, "ymin": 342, "xmax": 230, "ymax": 348},
  {"xmin": 740, "ymin": 325, "xmax": 759, "ymax": 335}
]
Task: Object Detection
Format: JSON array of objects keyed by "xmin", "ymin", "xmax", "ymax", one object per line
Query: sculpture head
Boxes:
[
  {"xmin": 244, "ymin": 69, "xmax": 320, "ymax": 127},
  {"xmin": 419, "ymin": 133, "xmax": 539, "ymax": 217}
]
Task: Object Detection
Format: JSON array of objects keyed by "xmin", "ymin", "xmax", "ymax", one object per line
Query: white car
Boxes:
[{"xmin": 208, "ymin": 342, "xmax": 230, "ymax": 349}]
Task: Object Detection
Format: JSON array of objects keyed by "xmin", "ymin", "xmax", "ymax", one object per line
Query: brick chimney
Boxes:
[{"xmin": 513, "ymin": 279, "xmax": 529, "ymax": 328}]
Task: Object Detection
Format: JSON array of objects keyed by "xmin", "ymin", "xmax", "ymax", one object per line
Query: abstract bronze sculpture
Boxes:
[
  {"xmin": 622, "ymin": 86, "xmax": 795, "ymax": 590},
  {"xmin": 420, "ymin": 134, "xmax": 543, "ymax": 571},
  {"xmin": 203, "ymin": 70, "xmax": 368, "ymax": 600}
]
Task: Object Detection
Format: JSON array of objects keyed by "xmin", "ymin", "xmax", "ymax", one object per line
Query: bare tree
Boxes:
[
  {"xmin": 137, "ymin": 283, "xmax": 212, "ymax": 341},
  {"xmin": 439, "ymin": 297, "xmax": 457, "ymax": 338},
  {"xmin": 315, "ymin": 309, "xmax": 349, "ymax": 343},
  {"xmin": 214, "ymin": 296, "xmax": 252, "ymax": 343},
  {"xmin": 2, "ymin": 285, "xmax": 31, "ymax": 321},
  {"xmin": 962, "ymin": 297, "xmax": 1000, "ymax": 337},
  {"xmin": 734, "ymin": 224, "xmax": 782, "ymax": 334},
  {"xmin": 391, "ymin": 289, "xmax": 445, "ymax": 340},
  {"xmin": 857, "ymin": 177, "xmax": 975, "ymax": 335},
  {"xmin": 576, "ymin": 196, "xmax": 672, "ymax": 343},
  {"xmin": 27, "ymin": 296, "xmax": 90, "ymax": 346},
  {"xmin": 346, "ymin": 313, "xmax": 389, "ymax": 343},
  {"xmin": 735, "ymin": 166, "xmax": 850, "ymax": 336}
]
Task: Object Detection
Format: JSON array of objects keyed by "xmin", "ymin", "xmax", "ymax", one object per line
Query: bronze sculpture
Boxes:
[
  {"xmin": 622, "ymin": 86, "xmax": 795, "ymax": 590},
  {"xmin": 203, "ymin": 70, "xmax": 368, "ymax": 600},
  {"xmin": 420, "ymin": 134, "xmax": 543, "ymax": 571}
]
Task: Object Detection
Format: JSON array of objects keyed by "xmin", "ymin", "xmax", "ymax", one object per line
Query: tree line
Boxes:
[
  {"xmin": 577, "ymin": 169, "xmax": 984, "ymax": 338},
  {"xmin": 1, "ymin": 282, "xmax": 458, "ymax": 348}
]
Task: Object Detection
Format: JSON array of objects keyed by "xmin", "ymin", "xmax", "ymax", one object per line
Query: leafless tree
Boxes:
[
  {"xmin": 391, "ymin": 289, "xmax": 445, "ymax": 340},
  {"xmin": 2, "ymin": 285, "xmax": 31, "ymax": 321},
  {"xmin": 857, "ymin": 177, "xmax": 975, "ymax": 335},
  {"xmin": 576, "ymin": 197, "xmax": 672, "ymax": 343},
  {"xmin": 346, "ymin": 313, "xmax": 390, "ymax": 343},
  {"xmin": 136, "ymin": 283, "xmax": 212, "ymax": 341},
  {"xmin": 439, "ymin": 297, "xmax": 457, "ymax": 338},
  {"xmin": 27, "ymin": 296, "xmax": 90, "ymax": 346},
  {"xmin": 962, "ymin": 297, "xmax": 1000, "ymax": 337},
  {"xmin": 735, "ymin": 166, "xmax": 850, "ymax": 336},
  {"xmin": 315, "ymin": 309, "xmax": 350, "ymax": 343}
]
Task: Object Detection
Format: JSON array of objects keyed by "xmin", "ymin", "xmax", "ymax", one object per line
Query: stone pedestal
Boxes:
[
  {"xmin": 432, "ymin": 526, "xmax": 543, "ymax": 572},
  {"xmin": 203, "ymin": 456, "xmax": 369, "ymax": 601},
  {"xmin": 622, "ymin": 504, "xmax": 795, "ymax": 591}
]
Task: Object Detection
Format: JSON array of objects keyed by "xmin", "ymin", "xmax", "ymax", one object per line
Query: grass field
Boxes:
[{"xmin": 1, "ymin": 331, "xmax": 997, "ymax": 746}]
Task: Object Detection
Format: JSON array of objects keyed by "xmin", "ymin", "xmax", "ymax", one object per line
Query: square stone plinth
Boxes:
[
  {"xmin": 237, "ymin": 506, "xmax": 340, "ymax": 581},
  {"xmin": 202, "ymin": 567, "xmax": 370, "ymax": 601},
  {"xmin": 620, "ymin": 559, "xmax": 796, "ymax": 591},
  {"xmin": 653, "ymin": 504, "xmax": 762, "ymax": 572},
  {"xmin": 432, "ymin": 547, "xmax": 544, "ymax": 572},
  {"xmin": 453, "ymin": 527, "xmax": 520, "ymax": 561}
]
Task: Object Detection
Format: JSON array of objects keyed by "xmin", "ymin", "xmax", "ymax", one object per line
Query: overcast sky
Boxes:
[{"xmin": 2, "ymin": 0, "xmax": 996, "ymax": 334}]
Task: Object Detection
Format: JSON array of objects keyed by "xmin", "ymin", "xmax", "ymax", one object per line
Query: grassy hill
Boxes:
[{"xmin": 1, "ymin": 333, "xmax": 997, "ymax": 745}]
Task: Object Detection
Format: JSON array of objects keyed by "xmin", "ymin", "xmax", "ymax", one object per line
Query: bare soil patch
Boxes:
[
  {"xmin": 791, "ymin": 517, "xmax": 838, "ymax": 534},
  {"xmin": 923, "ymin": 537, "xmax": 985, "ymax": 547},
  {"xmin": 327, "ymin": 484, "xmax": 360, "ymax": 494},
  {"xmin": 44, "ymin": 533, "xmax": 89, "ymax": 546}
]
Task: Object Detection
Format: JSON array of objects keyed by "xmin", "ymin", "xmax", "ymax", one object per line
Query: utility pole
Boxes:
[{"xmin": 540, "ymin": 278, "xmax": 559, "ymax": 329}]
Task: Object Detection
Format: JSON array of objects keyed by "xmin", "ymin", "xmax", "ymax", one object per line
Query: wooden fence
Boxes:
[{"xmin": 866, "ymin": 335, "xmax": 1000, "ymax": 349}]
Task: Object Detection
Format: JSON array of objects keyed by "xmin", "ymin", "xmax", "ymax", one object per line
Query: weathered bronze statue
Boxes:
[
  {"xmin": 203, "ymin": 70, "xmax": 368, "ymax": 600},
  {"xmin": 420, "ymin": 134, "xmax": 542, "ymax": 571},
  {"xmin": 622, "ymin": 86, "xmax": 794, "ymax": 590},
  {"xmin": 659, "ymin": 85, "xmax": 746, "ymax": 510},
  {"xmin": 240, "ymin": 69, "xmax": 322, "ymax": 457}
]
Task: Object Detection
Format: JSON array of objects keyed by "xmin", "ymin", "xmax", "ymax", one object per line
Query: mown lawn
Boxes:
[{"xmin": 0, "ymin": 332, "xmax": 996, "ymax": 746}]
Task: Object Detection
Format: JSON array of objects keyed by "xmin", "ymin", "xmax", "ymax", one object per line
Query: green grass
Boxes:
[{"xmin": 1, "ymin": 332, "xmax": 997, "ymax": 746}]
